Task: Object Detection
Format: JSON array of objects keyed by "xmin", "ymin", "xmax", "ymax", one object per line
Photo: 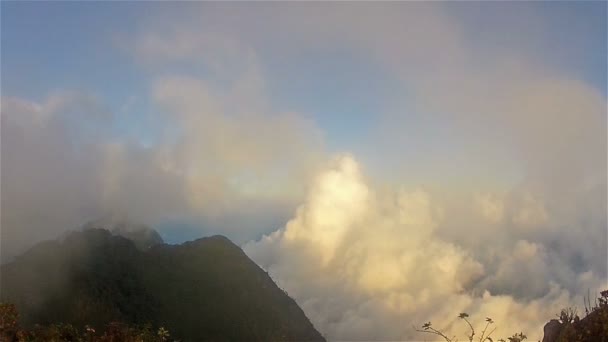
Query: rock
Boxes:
[{"xmin": 542, "ymin": 319, "xmax": 563, "ymax": 342}]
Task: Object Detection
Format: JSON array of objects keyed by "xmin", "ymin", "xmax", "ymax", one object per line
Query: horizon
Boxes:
[{"xmin": 1, "ymin": 2, "xmax": 607, "ymax": 340}]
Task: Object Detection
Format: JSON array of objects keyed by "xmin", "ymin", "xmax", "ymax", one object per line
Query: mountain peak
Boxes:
[
  {"xmin": 82, "ymin": 217, "xmax": 164, "ymax": 250},
  {"xmin": 1, "ymin": 227, "xmax": 325, "ymax": 341}
]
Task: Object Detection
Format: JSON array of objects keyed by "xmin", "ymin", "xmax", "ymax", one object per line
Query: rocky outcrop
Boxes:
[
  {"xmin": 541, "ymin": 295, "xmax": 608, "ymax": 342},
  {"xmin": 541, "ymin": 319, "xmax": 562, "ymax": 342}
]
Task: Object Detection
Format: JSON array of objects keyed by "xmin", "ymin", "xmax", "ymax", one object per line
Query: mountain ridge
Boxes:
[{"xmin": 0, "ymin": 228, "xmax": 325, "ymax": 342}]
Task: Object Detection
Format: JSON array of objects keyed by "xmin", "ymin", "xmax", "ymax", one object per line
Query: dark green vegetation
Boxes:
[
  {"xmin": 0, "ymin": 228, "xmax": 325, "ymax": 342},
  {"xmin": 1, "ymin": 302, "xmax": 172, "ymax": 342}
]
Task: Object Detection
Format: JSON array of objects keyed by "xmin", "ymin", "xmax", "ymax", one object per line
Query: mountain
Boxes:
[
  {"xmin": 0, "ymin": 228, "xmax": 325, "ymax": 342},
  {"xmin": 82, "ymin": 217, "xmax": 164, "ymax": 250}
]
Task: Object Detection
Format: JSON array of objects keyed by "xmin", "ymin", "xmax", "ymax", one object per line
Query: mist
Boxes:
[{"xmin": 1, "ymin": 2, "xmax": 606, "ymax": 340}]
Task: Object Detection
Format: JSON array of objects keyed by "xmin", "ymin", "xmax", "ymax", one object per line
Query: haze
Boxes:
[{"xmin": 1, "ymin": 2, "xmax": 606, "ymax": 340}]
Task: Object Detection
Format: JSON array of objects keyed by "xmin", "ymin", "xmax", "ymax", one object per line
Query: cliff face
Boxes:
[{"xmin": 1, "ymin": 229, "xmax": 325, "ymax": 342}]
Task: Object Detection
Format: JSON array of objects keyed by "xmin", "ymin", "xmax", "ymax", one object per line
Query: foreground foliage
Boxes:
[
  {"xmin": 415, "ymin": 312, "xmax": 527, "ymax": 342},
  {"xmin": 1, "ymin": 303, "xmax": 173, "ymax": 342},
  {"xmin": 415, "ymin": 291, "xmax": 608, "ymax": 342}
]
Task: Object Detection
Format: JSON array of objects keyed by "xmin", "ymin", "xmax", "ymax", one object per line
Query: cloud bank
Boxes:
[
  {"xmin": 1, "ymin": 57, "xmax": 324, "ymax": 260},
  {"xmin": 245, "ymin": 155, "xmax": 606, "ymax": 340}
]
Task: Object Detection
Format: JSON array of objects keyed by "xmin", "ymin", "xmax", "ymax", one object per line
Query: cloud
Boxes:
[
  {"xmin": 0, "ymin": 92, "xmax": 188, "ymax": 260},
  {"xmin": 1, "ymin": 39, "xmax": 324, "ymax": 260},
  {"xmin": 474, "ymin": 192, "xmax": 505, "ymax": 224},
  {"xmin": 245, "ymin": 155, "xmax": 605, "ymax": 340},
  {"xmin": 149, "ymin": 72, "xmax": 324, "ymax": 216},
  {"xmin": 2, "ymin": 3, "xmax": 605, "ymax": 340},
  {"xmin": 123, "ymin": 2, "xmax": 605, "ymax": 201}
]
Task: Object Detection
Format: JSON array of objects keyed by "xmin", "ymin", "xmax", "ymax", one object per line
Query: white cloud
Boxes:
[
  {"xmin": 511, "ymin": 192, "xmax": 549, "ymax": 228},
  {"xmin": 245, "ymin": 155, "xmax": 605, "ymax": 340},
  {"xmin": 1, "ymin": 41, "xmax": 324, "ymax": 259},
  {"xmin": 150, "ymin": 72, "xmax": 323, "ymax": 215},
  {"xmin": 475, "ymin": 192, "xmax": 505, "ymax": 224}
]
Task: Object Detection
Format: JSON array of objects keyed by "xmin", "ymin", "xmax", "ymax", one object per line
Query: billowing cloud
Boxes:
[
  {"xmin": 151, "ymin": 73, "xmax": 322, "ymax": 213},
  {"xmin": 474, "ymin": 192, "xmax": 505, "ymax": 224},
  {"xmin": 245, "ymin": 155, "xmax": 605, "ymax": 340}
]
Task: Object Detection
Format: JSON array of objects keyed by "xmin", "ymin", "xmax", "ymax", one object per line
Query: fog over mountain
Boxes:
[
  {"xmin": 1, "ymin": 2, "xmax": 606, "ymax": 341},
  {"xmin": 1, "ymin": 228, "xmax": 325, "ymax": 341}
]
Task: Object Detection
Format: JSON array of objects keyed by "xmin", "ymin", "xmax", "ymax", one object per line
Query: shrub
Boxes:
[
  {"xmin": 415, "ymin": 313, "xmax": 512, "ymax": 342},
  {"xmin": 0, "ymin": 303, "xmax": 176, "ymax": 342},
  {"xmin": 415, "ymin": 290, "xmax": 608, "ymax": 342}
]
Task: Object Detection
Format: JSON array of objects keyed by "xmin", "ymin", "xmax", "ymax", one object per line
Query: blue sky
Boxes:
[
  {"xmin": 3, "ymin": 1, "xmax": 605, "ymax": 155},
  {"xmin": 2, "ymin": 0, "xmax": 606, "ymax": 243},
  {"xmin": 1, "ymin": 1, "xmax": 606, "ymax": 247}
]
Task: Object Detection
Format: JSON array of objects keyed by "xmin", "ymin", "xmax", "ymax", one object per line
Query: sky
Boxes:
[{"xmin": 1, "ymin": 2, "xmax": 607, "ymax": 341}]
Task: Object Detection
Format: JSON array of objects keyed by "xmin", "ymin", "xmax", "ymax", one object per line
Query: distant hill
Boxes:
[{"xmin": 0, "ymin": 228, "xmax": 325, "ymax": 342}]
